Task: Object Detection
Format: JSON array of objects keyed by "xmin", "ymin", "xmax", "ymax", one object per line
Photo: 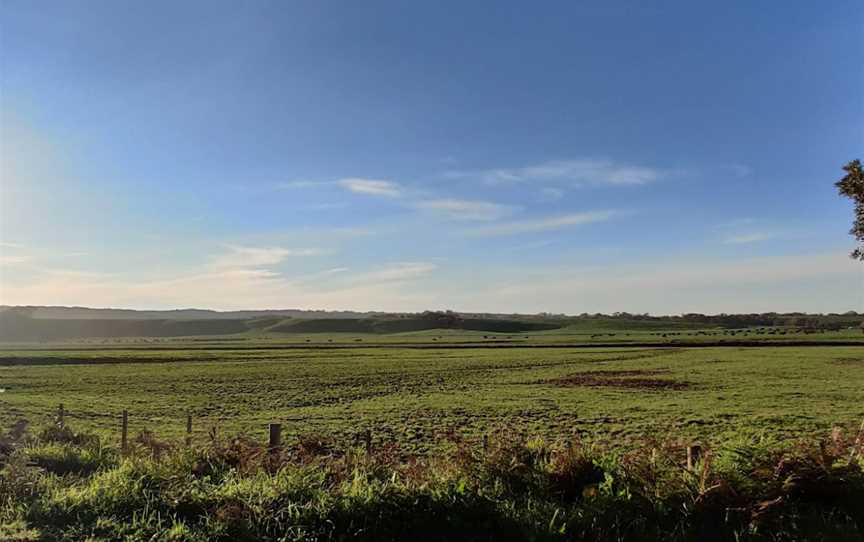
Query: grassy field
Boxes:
[
  {"xmin": 1, "ymin": 329, "xmax": 862, "ymax": 453},
  {"xmin": 2, "ymin": 329, "xmax": 864, "ymax": 540},
  {"xmin": 3, "ymin": 322, "xmax": 862, "ymax": 347}
]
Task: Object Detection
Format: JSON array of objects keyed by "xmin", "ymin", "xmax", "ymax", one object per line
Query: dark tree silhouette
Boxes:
[{"xmin": 836, "ymin": 159, "xmax": 864, "ymax": 260}]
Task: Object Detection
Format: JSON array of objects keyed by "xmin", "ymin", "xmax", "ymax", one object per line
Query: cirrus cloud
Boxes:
[
  {"xmin": 414, "ymin": 198, "xmax": 515, "ymax": 221},
  {"xmin": 445, "ymin": 158, "xmax": 664, "ymax": 187},
  {"xmin": 211, "ymin": 245, "xmax": 327, "ymax": 269},
  {"xmin": 723, "ymin": 232, "xmax": 773, "ymax": 244},
  {"xmin": 468, "ymin": 210, "xmax": 618, "ymax": 236},
  {"xmin": 338, "ymin": 178, "xmax": 402, "ymax": 197}
]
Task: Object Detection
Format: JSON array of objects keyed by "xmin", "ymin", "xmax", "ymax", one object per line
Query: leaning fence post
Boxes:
[
  {"xmin": 687, "ymin": 445, "xmax": 702, "ymax": 470},
  {"xmin": 185, "ymin": 414, "xmax": 193, "ymax": 447},
  {"xmin": 57, "ymin": 404, "xmax": 65, "ymax": 429},
  {"xmin": 121, "ymin": 410, "xmax": 129, "ymax": 453},
  {"xmin": 268, "ymin": 423, "xmax": 282, "ymax": 451}
]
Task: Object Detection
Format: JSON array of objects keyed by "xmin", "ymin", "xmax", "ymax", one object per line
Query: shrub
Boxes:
[
  {"xmin": 1, "ymin": 422, "xmax": 862, "ymax": 541},
  {"xmin": 27, "ymin": 442, "xmax": 115, "ymax": 476}
]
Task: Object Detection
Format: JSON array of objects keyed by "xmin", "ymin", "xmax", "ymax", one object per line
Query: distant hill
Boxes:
[
  {"xmin": 1, "ymin": 306, "xmax": 858, "ymax": 341},
  {"xmin": 0, "ymin": 311, "xmax": 255, "ymax": 341},
  {"xmin": 0, "ymin": 305, "xmax": 377, "ymax": 320},
  {"xmin": 561, "ymin": 318, "xmax": 711, "ymax": 331},
  {"xmin": 268, "ymin": 315, "xmax": 559, "ymax": 335},
  {"xmin": 0, "ymin": 308, "xmax": 560, "ymax": 341}
]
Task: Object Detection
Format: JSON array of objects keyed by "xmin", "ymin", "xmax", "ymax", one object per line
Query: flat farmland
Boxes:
[{"xmin": 1, "ymin": 339, "xmax": 862, "ymax": 452}]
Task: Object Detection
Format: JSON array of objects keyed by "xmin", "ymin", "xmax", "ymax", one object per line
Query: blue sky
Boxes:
[{"xmin": 1, "ymin": 0, "xmax": 862, "ymax": 313}]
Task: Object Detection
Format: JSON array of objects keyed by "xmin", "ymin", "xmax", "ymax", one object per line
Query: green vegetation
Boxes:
[
  {"xmin": 3, "ymin": 306, "xmax": 862, "ymax": 342},
  {"xmin": 0, "ymin": 310, "xmax": 559, "ymax": 342},
  {"xmin": 265, "ymin": 313, "xmax": 559, "ymax": 335},
  {"xmin": 1, "ymin": 420, "xmax": 862, "ymax": 541},
  {"xmin": 836, "ymin": 158, "xmax": 864, "ymax": 260},
  {"xmin": 1, "ymin": 340, "xmax": 863, "ymax": 451},
  {"xmin": 1, "ymin": 324, "xmax": 863, "ymax": 539}
]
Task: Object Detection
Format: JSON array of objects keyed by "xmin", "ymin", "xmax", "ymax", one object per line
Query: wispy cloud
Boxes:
[
  {"xmin": 719, "ymin": 218, "xmax": 757, "ymax": 228},
  {"xmin": 0, "ymin": 242, "xmax": 30, "ymax": 266},
  {"xmin": 508, "ymin": 239, "xmax": 556, "ymax": 251},
  {"xmin": 2, "ymin": 248, "xmax": 858, "ymax": 314},
  {"xmin": 329, "ymin": 226, "xmax": 377, "ymax": 237},
  {"xmin": 446, "ymin": 159, "xmax": 663, "ymax": 186},
  {"xmin": 716, "ymin": 218, "xmax": 780, "ymax": 245},
  {"xmin": 277, "ymin": 178, "xmax": 403, "ymax": 198},
  {"xmin": 0, "ymin": 254, "xmax": 31, "ymax": 265},
  {"xmin": 475, "ymin": 251, "xmax": 860, "ymax": 314},
  {"xmin": 0, "ymin": 241, "xmax": 91, "ymax": 270},
  {"xmin": 275, "ymin": 180, "xmax": 325, "ymax": 189},
  {"xmin": 468, "ymin": 210, "xmax": 617, "ymax": 236},
  {"xmin": 303, "ymin": 202, "xmax": 349, "ymax": 211},
  {"xmin": 358, "ymin": 262, "xmax": 437, "ymax": 282},
  {"xmin": 211, "ymin": 245, "xmax": 326, "ymax": 269},
  {"xmin": 338, "ymin": 178, "xmax": 401, "ymax": 197},
  {"xmin": 0, "ymin": 251, "xmax": 440, "ymax": 311},
  {"xmin": 414, "ymin": 198, "xmax": 515, "ymax": 221},
  {"xmin": 722, "ymin": 232, "xmax": 773, "ymax": 244}
]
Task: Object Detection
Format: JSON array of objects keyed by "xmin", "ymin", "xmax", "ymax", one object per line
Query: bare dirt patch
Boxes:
[
  {"xmin": 548, "ymin": 369, "xmax": 692, "ymax": 391},
  {"xmin": 576, "ymin": 369, "xmax": 670, "ymax": 377}
]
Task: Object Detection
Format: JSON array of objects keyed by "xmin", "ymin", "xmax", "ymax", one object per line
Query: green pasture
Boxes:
[
  {"xmin": 1, "ymin": 338, "xmax": 862, "ymax": 453},
  {"xmin": 1, "ymin": 322, "xmax": 861, "ymax": 350}
]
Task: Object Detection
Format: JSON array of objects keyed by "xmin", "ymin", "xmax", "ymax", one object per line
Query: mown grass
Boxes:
[{"xmin": 1, "ymin": 420, "xmax": 863, "ymax": 541}]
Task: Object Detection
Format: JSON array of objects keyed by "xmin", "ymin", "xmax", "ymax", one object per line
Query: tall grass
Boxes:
[{"xmin": 1, "ymin": 421, "xmax": 862, "ymax": 541}]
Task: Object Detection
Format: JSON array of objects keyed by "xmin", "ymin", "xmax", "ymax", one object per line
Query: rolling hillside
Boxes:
[{"xmin": 0, "ymin": 309, "xmax": 560, "ymax": 341}]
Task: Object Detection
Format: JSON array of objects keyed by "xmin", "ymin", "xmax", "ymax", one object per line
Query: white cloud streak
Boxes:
[
  {"xmin": 468, "ymin": 211, "xmax": 617, "ymax": 236},
  {"xmin": 471, "ymin": 251, "xmax": 862, "ymax": 314},
  {"xmin": 1, "ymin": 250, "xmax": 859, "ymax": 314},
  {"xmin": 723, "ymin": 232, "xmax": 773, "ymax": 244},
  {"xmin": 211, "ymin": 245, "xmax": 326, "ymax": 269},
  {"xmin": 0, "ymin": 260, "xmax": 440, "ymax": 312},
  {"xmin": 338, "ymin": 178, "xmax": 401, "ymax": 197},
  {"xmin": 446, "ymin": 159, "xmax": 663, "ymax": 186},
  {"xmin": 356, "ymin": 262, "xmax": 437, "ymax": 282},
  {"xmin": 0, "ymin": 243, "xmax": 31, "ymax": 266},
  {"xmin": 414, "ymin": 199, "xmax": 515, "ymax": 221},
  {"xmin": 275, "ymin": 180, "xmax": 325, "ymax": 189},
  {"xmin": 273, "ymin": 176, "xmax": 520, "ymax": 223},
  {"xmin": 0, "ymin": 254, "xmax": 30, "ymax": 265}
]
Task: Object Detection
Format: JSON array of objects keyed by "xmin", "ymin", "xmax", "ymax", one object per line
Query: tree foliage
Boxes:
[{"xmin": 835, "ymin": 159, "xmax": 864, "ymax": 260}]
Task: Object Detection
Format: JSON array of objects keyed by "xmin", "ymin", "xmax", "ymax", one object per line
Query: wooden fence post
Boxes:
[
  {"xmin": 364, "ymin": 429, "xmax": 372, "ymax": 453},
  {"xmin": 185, "ymin": 414, "xmax": 193, "ymax": 446},
  {"xmin": 268, "ymin": 423, "xmax": 282, "ymax": 451},
  {"xmin": 687, "ymin": 445, "xmax": 702, "ymax": 470},
  {"xmin": 121, "ymin": 410, "xmax": 129, "ymax": 453},
  {"xmin": 57, "ymin": 404, "xmax": 65, "ymax": 429}
]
